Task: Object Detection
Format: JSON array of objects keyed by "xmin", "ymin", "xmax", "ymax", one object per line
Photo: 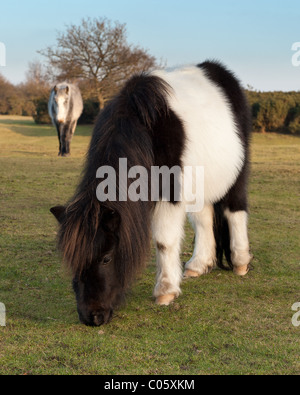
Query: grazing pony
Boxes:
[
  {"xmin": 51, "ymin": 61, "xmax": 252, "ymax": 327},
  {"xmin": 48, "ymin": 83, "xmax": 83, "ymax": 156}
]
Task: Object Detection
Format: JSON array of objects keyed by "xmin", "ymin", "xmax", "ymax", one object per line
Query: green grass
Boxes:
[{"xmin": 0, "ymin": 116, "xmax": 299, "ymax": 375}]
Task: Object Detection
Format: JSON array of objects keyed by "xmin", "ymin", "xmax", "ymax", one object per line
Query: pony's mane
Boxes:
[{"xmin": 58, "ymin": 73, "xmax": 171, "ymax": 287}]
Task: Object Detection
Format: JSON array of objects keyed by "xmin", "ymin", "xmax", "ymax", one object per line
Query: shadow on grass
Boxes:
[
  {"xmin": 0, "ymin": 118, "xmax": 36, "ymax": 126},
  {"xmin": 253, "ymin": 130, "xmax": 300, "ymax": 138},
  {"xmin": 9, "ymin": 124, "xmax": 93, "ymax": 138}
]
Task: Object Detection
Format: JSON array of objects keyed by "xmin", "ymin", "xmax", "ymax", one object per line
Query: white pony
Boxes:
[{"xmin": 48, "ymin": 83, "xmax": 83, "ymax": 156}]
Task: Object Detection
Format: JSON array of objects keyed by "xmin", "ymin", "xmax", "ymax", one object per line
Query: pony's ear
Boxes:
[
  {"xmin": 65, "ymin": 86, "xmax": 69, "ymax": 94},
  {"xmin": 50, "ymin": 206, "xmax": 66, "ymax": 224}
]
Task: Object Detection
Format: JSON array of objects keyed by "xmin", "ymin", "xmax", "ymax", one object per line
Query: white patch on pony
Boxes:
[
  {"xmin": 152, "ymin": 201, "xmax": 186, "ymax": 300},
  {"xmin": 150, "ymin": 66, "xmax": 248, "ymax": 298},
  {"xmin": 153, "ymin": 66, "xmax": 245, "ymax": 206},
  {"xmin": 56, "ymin": 100, "xmax": 68, "ymax": 123},
  {"xmin": 56, "ymin": 85, "xmax": 69, "ymax": 124},
  {"xmin": 224, "ymin": 209, "xmax": 252, "ymax": 272},
  {"xmin": 184, "ymin": 204, "xmax": 216, "ymax": 276}
]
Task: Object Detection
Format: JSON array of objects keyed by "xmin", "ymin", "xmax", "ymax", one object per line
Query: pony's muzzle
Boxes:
[{"xmin": 79, "ymin": 309, "xmax": 113, "ymax": 327}]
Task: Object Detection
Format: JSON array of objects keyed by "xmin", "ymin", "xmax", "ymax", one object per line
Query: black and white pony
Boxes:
[
  {"xmin": 48, "ymin": 83, "xmax": 83, "ymax": 156},
  {"xmin": 51, "ymin": 61, "xmax": 252, "ymax": 327}
]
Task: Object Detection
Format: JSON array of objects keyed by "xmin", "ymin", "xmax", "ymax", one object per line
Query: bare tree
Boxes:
[
  {"xmin": 39, "ymin": 17, "xmax": 159, "ymax": 109},
  {"xmin": 26, "ymin": 61, "xmax": 51, "ymax": 84},
  {"xmin": 23, "ymin": 61, "xmax": 51, "ymax": 97}
]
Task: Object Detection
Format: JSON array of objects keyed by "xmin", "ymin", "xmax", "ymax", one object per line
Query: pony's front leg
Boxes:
[
  {"xmin": 184, "ymin": 205, "xmax": 216, "ymax": 278},
  {"xmin": 55, "ymin": 123, "xmax": 62, "ymax": 156},
  {"xmin": 152, "ymin": 202, "xmax": 186, "ymax": 306}
]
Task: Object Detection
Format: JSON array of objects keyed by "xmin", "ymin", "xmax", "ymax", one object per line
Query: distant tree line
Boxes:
[
  {"xmin": 247, "ymin": 90, "xmax": 300, "ymax": 135},
  {"xmin": 0, "ymin": 16, "xmax": 299, "ymax": 134},
  {"xmin": 0, "ymin": 65, "xmax": 49, "ymax": 120},
  {"xmin": 2, "ymin": 71, "xmax": 300, "ymax": 135}
]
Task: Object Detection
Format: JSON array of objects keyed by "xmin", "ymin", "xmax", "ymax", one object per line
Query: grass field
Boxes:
[{"xmin": 0, "ymin": 115, "xmax": 299, "ymax": 375}]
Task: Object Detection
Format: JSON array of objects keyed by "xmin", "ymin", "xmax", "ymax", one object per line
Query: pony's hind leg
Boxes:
[
  {"xmin": 225, "ymin": 209, "xmax": 252, "ymax": 276},
  {"xmin": 152, "ymin": 202, "xmax": 186, "ymax": 306},
  {"xmin": 184, "ymin": 205, "xmax": 216, "ymax": 278}
]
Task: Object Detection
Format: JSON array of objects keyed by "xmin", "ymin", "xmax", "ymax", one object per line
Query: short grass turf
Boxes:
[{"xmin": 0, "ymin": 116, "xmax": 299, "ymax": 375}]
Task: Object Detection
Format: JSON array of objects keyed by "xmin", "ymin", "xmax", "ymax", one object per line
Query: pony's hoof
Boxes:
[
  {"xmin": 183, "ymin": 269, "xmax": 200, "ymax": 278},
  {"xmin": 156, "ymin": 294, "xmax": 176, "ymax": 306},
  {"xmin": 234, "ymin": 264, "xmax": 249, "ymax": 276}
]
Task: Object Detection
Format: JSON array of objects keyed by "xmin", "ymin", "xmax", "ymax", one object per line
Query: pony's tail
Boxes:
[{"xmin": 213, "ymin": 202, "xmax": 233, "ymax": 271}]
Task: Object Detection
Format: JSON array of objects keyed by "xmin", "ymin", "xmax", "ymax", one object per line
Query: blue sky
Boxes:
[{"xmin": 0, "ymin": 0, "xmax": 299, "ymax": 91}]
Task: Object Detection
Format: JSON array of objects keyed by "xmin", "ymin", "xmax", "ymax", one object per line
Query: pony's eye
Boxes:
[{"xmin": 102, "ymin": 256, "xmax": 112, "ymax": 266}]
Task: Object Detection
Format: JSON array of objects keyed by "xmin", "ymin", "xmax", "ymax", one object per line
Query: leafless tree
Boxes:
[{"xmin": 39, "ymin": 17, "xmax": 159, "ymax": 109}]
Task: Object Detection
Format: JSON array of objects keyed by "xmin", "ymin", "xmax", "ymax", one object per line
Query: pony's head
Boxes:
[
  {"xmin": 53, "ymin": 84, "xmax": 70, "ymax": 124},
  {"xmin": 50, "ymin": 203, "xmax": 125, "ymax": 326},
  {"xmin": 51, "ymin": 197, "xmax": 151, "ymax": 326}
]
